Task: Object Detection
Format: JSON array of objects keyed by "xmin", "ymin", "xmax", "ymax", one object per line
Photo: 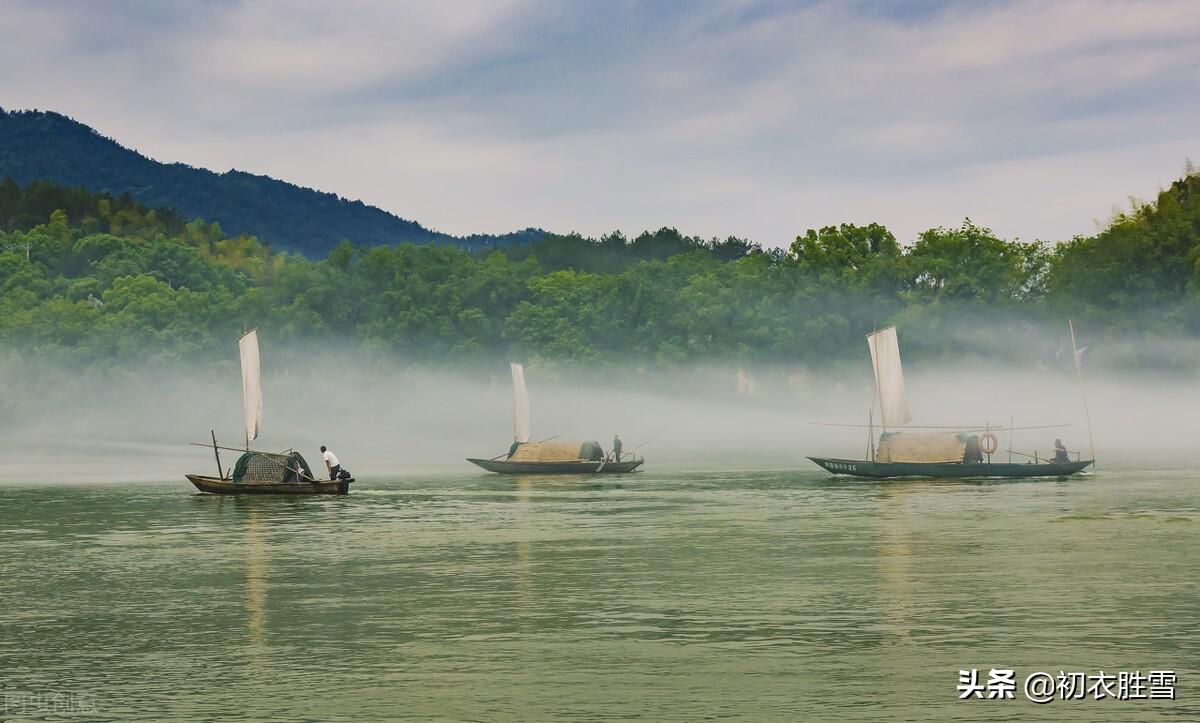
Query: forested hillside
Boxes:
[
  {"xmin": 0, "ymin": 109, "xmax": 543, "ymax": 257},
  {"xmin": 1, "ymin": 172, "xmax": 1198, "ymax": 376}
]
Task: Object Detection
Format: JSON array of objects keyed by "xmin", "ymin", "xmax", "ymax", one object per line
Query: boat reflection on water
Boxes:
[
  {"xmin": 515, "ymin": 476, "xmax": 534, "ymax": 615},
  {"xmin": 188, "ymin": 495, "xmax": 272, "ymax": 648},
  {"xmin": 244, "ymin": 505, "xmax": 267, "ymax": 648},
  {"xmin": 876, "ymin": 485, "xmax": 916, "ymax": 646},
  {"xmin": 496, "ymin": 474, "xmax": 626, "ymax": 495}
]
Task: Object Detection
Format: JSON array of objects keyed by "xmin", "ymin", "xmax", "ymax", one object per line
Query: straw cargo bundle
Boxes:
[
  {"xmin": 877, "ymin": 432, "xmax": 965, "ymax": 463},
  {"xmin": 510, "ymin": 442, "xmax": 588, "ymax": 462}
]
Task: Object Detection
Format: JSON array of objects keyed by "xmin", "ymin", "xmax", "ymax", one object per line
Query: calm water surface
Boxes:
[{"xmin": 2, "ymin": 462, "xmax": 1197, "ymax": 721}]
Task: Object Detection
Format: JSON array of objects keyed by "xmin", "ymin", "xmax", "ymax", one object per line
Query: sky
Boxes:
[{"xmin": 2, "ymin": 0, "xmax": 1198, "ymax": 247}]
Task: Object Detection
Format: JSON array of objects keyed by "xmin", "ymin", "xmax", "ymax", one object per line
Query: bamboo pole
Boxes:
[
  {"xmin": 190, "ymin": 442, "xmax": 315, "ymax": 481},
  {"xmin": 870, "ymin": 408, "xmax": 877, "ymax": 461},
  {"xmin": 866, "ymin": 408, "xmax": 873, "ymax": 461},
  {"xmin": 211, "ymin": 429, "xmax": 223, "ymax": 478},
  {"xmin": 488, "ymin": 433, "xmax": 562, "ymax": 461},
  {"xmin": 811, "ymin": 422, "xmax": 1070, "ymax": 431},
  {"xmin": 1068, "ymin": 320, "xmax": 1097, "ymax": 466},
  {"xmin": 191, "ymin": 441, "xmax": 274, "ymax": 455}
]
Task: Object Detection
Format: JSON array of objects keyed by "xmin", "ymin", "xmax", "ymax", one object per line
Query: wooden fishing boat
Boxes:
[
  {"xmin": 187, "ymin": 328, "xmax": 353, "ymax": 495},
  {"xmin": 808, "ymin": 457, "xmax": 1092, "ymax": 479},
  {"xmin": 189, "ymin": 446, "xmax": 351, "ymax": 494},
  {"xmin": 469, "ymin": 439, "xmax": 644, "ymax": 475},
  {"xmin": 186, "ymin": 474, "xmax": 352, "ymax": 494},
  {"xmin": 810, "ymin": 325, "xmax": 1096, "ymax": 481},
  {"xmin": 467, "ymin": 455, "xmax": 644, "ymax": 474},
  {"xmin": 468, "ymin": 362, "xmax": 646, "ymax": 475}
]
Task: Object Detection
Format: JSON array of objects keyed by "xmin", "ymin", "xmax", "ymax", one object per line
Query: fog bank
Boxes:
[{"xmin": 1, "ymin": 358, "xmax": 1195, "ymax": 484}]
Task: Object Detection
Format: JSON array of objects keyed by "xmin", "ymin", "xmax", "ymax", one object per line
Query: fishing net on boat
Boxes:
[
  {"xmin": 232, "ymin": 451, "xmax": 314, "ymax": 483},
  {"xmin": 579, "ymin": 440, "xmax": 604, "ymax": 461}
]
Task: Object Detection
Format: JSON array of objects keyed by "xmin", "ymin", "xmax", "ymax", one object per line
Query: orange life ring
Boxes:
[{"xmin": 980, "ymin": 432, "xmax": 999, "ymax": 455}]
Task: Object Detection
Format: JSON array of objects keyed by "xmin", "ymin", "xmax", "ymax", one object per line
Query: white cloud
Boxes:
[{"xmin": 179, "ymin": 1, "xmax": 532, "ymax": 98}]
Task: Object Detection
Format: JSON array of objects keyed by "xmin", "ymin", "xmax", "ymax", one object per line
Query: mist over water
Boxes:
[{"xmin": 3, "ymin": 354, "xmax": 1196, "ymax": 484}]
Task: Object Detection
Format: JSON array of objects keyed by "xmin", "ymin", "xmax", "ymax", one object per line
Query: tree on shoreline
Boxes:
[{"xmin": 1, "ymin": 172, "xmax": 1198, "ymax": 374}]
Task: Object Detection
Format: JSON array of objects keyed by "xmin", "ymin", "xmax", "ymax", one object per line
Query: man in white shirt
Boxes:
[{"xmin": 320, "ymin": 445, "xmax": 342, "ymax": 480}]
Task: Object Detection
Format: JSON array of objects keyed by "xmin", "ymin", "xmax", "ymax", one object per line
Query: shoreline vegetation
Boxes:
[{"xmin": 1, "ymin": 170, "xmax": 1199, "ymax": 381}]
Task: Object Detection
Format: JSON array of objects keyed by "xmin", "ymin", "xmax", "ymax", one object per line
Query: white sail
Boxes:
[
  {"xmin": 240, "ymin": 329, "xmax": 262, "ymax": 445},
  {"xmin": 867, "ymin": 326, "xmax": 912, "ymax": 428},
  {"xmin": 510, "ymin": 362, "xmax": 531, "ymax": 443}
]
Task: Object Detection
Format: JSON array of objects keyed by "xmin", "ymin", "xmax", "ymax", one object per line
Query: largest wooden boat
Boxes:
[
  {"xmin": 186, "ymin": 328, "xmax": 353, "ymax": 495},
  {"xmin": 467, "ymin": 362, "xmax": 644, "ymax": 475},
  {"xmin": 809, "ymin": 456, "xmax": 1092, "ymax": 479},
  {"xmin": 810, "ymin": 325, "xmax": 1094, "ymax": 480}
]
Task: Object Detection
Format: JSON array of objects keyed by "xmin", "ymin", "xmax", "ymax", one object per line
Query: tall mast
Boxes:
[
  {"xmin": 1068, "ymin": 320, "xmax": 1097, "ymax": 465},
  {"xmin": 868, "ymin": 407, "xmax": 875, "ymax": 462}
]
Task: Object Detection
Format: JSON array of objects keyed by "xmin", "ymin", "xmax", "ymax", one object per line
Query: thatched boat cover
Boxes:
[
  {"xmin": 877, "ymin": 432, "xmax": 966, "ymax": 463},
  {"xmin": 233, "ymin": 451, "xmax": 314, "ymax": 483},
  {"xmin": 510, "ymin": 441, "xmax": 604, "ymax": 462}
]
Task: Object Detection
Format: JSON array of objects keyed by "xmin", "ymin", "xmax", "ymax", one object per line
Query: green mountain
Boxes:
[{"xmin": 0, "ymin": 108, "xmax": 543, "ymax": 257}]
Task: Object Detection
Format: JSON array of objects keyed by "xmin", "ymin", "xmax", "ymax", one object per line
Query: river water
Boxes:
[{"xmin": 2, "ymin": 461, "xmax": 1196, "ymax": 721}]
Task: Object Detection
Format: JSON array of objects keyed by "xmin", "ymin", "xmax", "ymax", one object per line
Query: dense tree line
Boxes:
[{"xmin": 1, "ymin": 173, "xmax": 1198, "ymax": 377}]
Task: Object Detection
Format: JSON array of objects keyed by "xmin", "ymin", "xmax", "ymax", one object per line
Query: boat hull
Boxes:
[
  {"xmin": 808, "ymin": 457, "xmax": 1093, "ymax": 479},
  {"xmin": 466, "ymin": 458, "xmax": 644, "ymax": 474},
  {"xmin": 186, "ymin": 474, "xmax": 352, "ymax": 495}
]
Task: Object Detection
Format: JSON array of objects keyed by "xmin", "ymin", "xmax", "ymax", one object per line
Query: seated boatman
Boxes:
[
  {"xmin": 1052, "ymin": 438, "xmax": 1070, "ymax": 463},
  {"xmin": 321, "ymin": 445, "xmax": 344, "ymax": 480}
]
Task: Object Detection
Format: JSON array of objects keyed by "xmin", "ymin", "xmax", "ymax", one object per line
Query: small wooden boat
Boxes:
[
  {"xmin": 467, "ymin": 457, "xmax": 644, "ymax": 474},
  {"xmin": 186, "ymin": 474, "xmax": 352, "ymax": 494},
  {"xmin": 809, "ymin": 457, "xmax": 1092, "ymax": 479},
  {"xmin": 468, "ymin": 362, "xmax": 645, "ymax": 475},
  {"xmin": 187, "ymin": 328, "xmax": 353, "ymax": 495},
  {"xmin": 188, "ymin": 446, "xmax": 351, "ymax": 494}
]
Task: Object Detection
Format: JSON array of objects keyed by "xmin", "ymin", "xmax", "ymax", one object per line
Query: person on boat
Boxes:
[
  {"xmin": 613, "ymin": 434, "xmax": 623, "ymax": 462},
  {"xmin": 507, "ymin": 441, "xmax": 521, "ymax": 459},
  {"xmin": 321, "ymin": 445, "xmax": 343, "ymax": 480},
  {"xmin": 1052, "ymin": 439, "xmax": 1070, "ymax": 463}
]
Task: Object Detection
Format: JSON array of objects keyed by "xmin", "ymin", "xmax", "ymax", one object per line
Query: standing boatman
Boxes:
[
  {"xmin": 321, "ymin": 445, "xmax": 343, "ymax": 480},
  {"xmin": 613, "ymin": 434, "xmax": 623, "ymax": 462}
]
